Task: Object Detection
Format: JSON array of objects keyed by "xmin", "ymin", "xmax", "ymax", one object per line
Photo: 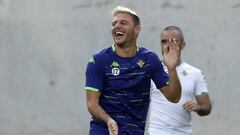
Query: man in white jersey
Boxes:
[{"xmin": 148, "ymin": 26, "xmax": 212, "ymax": 135}]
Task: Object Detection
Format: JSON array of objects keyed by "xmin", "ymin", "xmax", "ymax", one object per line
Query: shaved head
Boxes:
[{"xmin": 162, "ymin": 26, "xmax": 184, "ymax": 42}]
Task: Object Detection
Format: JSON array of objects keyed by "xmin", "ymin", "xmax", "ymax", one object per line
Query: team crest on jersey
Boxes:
[
  {"xmin": 181, "ymin": 70, "xmax": 188, "ymax": 76},
  {"xmin": 137, "ymin": 59, "xmax": 145, "ymax": 68}
]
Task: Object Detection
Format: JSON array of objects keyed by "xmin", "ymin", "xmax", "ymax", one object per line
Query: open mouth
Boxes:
[{"xmin": 115, "ymin": 32, "xmax": 124, "ymax": 37}]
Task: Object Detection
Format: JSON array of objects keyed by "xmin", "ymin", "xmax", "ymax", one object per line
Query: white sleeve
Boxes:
[
  {"xmin": 194, "ymin": 71, "xmax": 208, "ymax": 95},
  {"xmin": 150, "ymin": 80, "xmax": 157, "ymax": 92}
]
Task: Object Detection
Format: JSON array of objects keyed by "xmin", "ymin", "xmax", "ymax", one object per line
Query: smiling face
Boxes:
[{"xmin": 111, "ymin": 12, "xmax": 140, "ymax": 48}]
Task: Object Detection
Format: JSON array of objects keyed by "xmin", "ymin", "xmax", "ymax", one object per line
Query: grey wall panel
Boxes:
[{"xmin": 0, "ymin": 0, "xmax": 239, "ymax": 134}]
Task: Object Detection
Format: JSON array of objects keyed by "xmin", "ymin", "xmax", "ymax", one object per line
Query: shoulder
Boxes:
[
  {"xmin": 138, "ymin": 47, "xmax": 159, "ymax": 59},
  {"xmin": 138, "ymin": 47, "xmax": 156, "ymax": 54},
  {"xmin": 182, "ymin": 62, "xmax": 204, "ymax": 77},
  {"xmin": 88, "ymin": 46, "xmax": 112, "ymax": 67},
  {"xmin": 92, "ymin": 47, "xmax": 112, "ymax": 58}
]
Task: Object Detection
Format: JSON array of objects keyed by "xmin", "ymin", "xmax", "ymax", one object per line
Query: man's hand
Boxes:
[
  {"xmin": 183, "ymin": 100, "xmax": 200, "ymax": 112},
  {"xmin": 107, "ymin": 118, "xmax": 118, "ymax": 135},
  {"xmin": 163, "ymin": 38, "xmax": 180, "ymax": 70}
]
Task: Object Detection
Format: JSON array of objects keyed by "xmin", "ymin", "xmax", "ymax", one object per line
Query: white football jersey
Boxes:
[{"xmin": 148, "ymin": 62, "xmax": 208, "ymax": 135}]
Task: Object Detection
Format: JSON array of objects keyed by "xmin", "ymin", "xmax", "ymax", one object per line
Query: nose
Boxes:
[
  {"xmin": 113, "ymin": 22, "xmax": 122, "ymax": 29},
  {"xmin": 114, "ymin": 24, "xmax": 119, "ymax": 29}
]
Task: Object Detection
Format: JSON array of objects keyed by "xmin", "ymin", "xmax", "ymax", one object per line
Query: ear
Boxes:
[
  {"xmin": 180, "ymin": 41, "xmax": 186, "ymax": 49},
  {"xmin": 135, "ymin": 25, "xmax": 141, "ymax": 35}
]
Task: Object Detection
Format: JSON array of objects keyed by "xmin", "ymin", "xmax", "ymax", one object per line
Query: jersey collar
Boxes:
[{"xmin": 112, "ymin": 44, "xmax": 139, "ymax": 52}]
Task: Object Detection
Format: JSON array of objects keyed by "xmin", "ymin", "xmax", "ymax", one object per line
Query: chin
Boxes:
[
  {"xmin": 114, "ymin": 40, "xmax": 125, "ymax": 46},
  {"xmin": 115, "ymin": 43, "xmax": 125, "ymax": 48}
]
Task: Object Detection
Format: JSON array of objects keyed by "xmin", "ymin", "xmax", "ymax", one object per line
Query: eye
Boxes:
[
  {"xmin": 112, "ymin": 21, "xmax": 117, "ymax": 26},
  {"xmin": 161, "ymin": 39, "xmax": 167, "ymax": 44},
  {"xmin": 121, "ymin": 21, "xmax": 128, "ymax": 25}
]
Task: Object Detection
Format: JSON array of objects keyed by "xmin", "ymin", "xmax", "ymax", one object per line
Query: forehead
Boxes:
[
  {"xmin": 161, "ymin": 30, "xmax": 180, "ymax": 39},
  {"xmin": 112, "ymin": 12, "xmax": 133, "ymax": 22}
]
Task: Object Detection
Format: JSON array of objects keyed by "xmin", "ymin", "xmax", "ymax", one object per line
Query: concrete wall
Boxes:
[{"xmin": 0, "ymin": 0, "xmax": 239, "ymax": 134}]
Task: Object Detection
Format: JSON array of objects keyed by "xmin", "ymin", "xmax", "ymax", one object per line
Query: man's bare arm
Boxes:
[
  {"xmin": 183, "ymin": 93, "xmax": 212, "ymax": 116},
  {"xmin": 160, "ymin": 69, "xmax": 181, "ymax": 103},
  {"xmin": 160, "ymin": 38, "xmax": 181, "ymax": 103},
  {"xmin": 86, "ymin": 90, "xmax": 118, "ymax": 135}
]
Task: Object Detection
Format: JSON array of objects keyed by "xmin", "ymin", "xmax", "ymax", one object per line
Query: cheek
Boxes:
[
  {"xmin": 125, "ymin": 29, "xmax": 134, "ymax": 37},
  {"xmin": 160, "ymin": 45, "xmax": 165, "ymax": 53},
  {"xmin": 111, "ymin": 29, "xmax": 114, "ymax": 34}
]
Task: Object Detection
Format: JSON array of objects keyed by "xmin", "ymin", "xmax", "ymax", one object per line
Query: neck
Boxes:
[{"xmin": 115, "ymin": 43, "xmax": 137, "ymax": 57}]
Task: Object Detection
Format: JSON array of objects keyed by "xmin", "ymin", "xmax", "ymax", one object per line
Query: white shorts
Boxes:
[{"xmin": 147, "ymin": 126, "xmax": 192, "ymax": 135}]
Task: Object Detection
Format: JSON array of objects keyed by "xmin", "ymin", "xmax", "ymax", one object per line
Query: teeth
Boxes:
[{"xmin": 116, "ymin": 32, "xmax": 124, "ymax": 36}]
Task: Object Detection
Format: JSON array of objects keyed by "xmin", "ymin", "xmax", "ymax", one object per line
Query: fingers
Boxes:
[
  {"xmin": 109, "ymin": 124, "xmax": 118, "ymax": 135},
  {"xmin": 169, "ymin": 38, "xmax": 179, "ymax": 52},
  {"xmin": 183, "ymin": 101, "xmax": 200, "ymax": 112},
  {"xmin": 163, "ymin": 38, "xmax": 179, "ymax": 55},
  {"xmin": 108, "ymin": 119, "xmax": 118, "ymax": 135},
  {"xmin": 168, "ymin": 38, "xmax": 177, "ymax": 44},
  {"xmin": 163, "ymin": 43, "xmax": 169, "ymax": 56},
  {"xmin": 163, "ymin": 38, "xmax": 177, "ymax": 56}
]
